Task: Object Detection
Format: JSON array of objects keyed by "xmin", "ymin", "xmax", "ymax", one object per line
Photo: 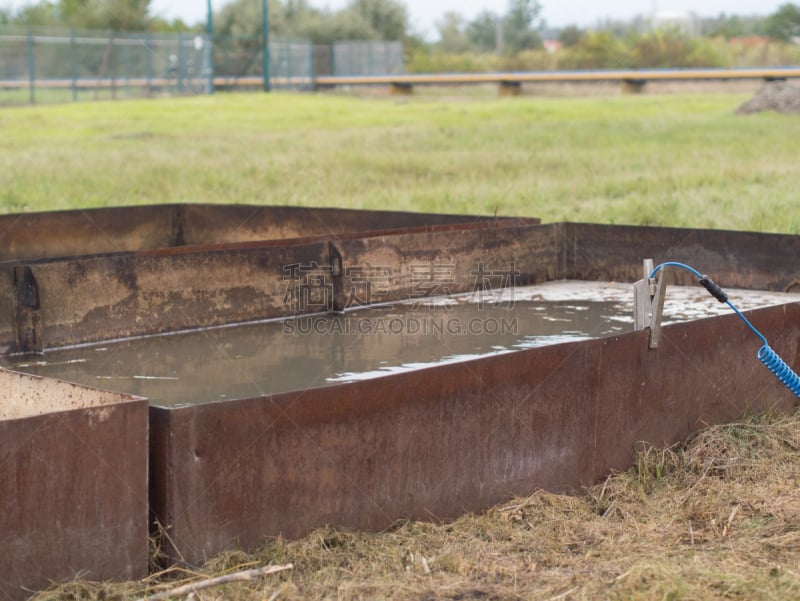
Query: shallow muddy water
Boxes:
[{"xmin": 3, "ymin": 281, "xmax": 795, "ymax": 406}]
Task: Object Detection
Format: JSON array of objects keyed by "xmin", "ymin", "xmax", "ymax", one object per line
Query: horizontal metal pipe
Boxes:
[
  {"xmin": 314, "ymin": 67, "xmax": 800, "ymax": 86},
  {"xmin": 3, "ymin": 67, "xmax": 798, "ymax": 91}
]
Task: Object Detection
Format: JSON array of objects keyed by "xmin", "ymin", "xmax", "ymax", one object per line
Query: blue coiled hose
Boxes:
[{"xmin": 650, "ymin": 261, "xmax": 800, "ymax": 399}]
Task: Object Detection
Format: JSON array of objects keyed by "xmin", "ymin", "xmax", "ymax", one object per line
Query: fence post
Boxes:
[
  {"xmin": 145, "ymin": 32, "xmax": 152, "ymax": 96},
  {"xmin": 261, "ymin": 0, "xmax": 270, "ymax": 92},
  {"xmin": 110, "ymin": 33, "xmax": 117, "ymax": 100},
  {"xmin": 123, "ymin": 37, "xmax": 130, "ymax": 97},
  {"xmin": 26, "ymin": 28, "xmax": 35, "ymax": 105},
  {"xmin": 348, "ymin": 42, "xmax": 353, "ymax": 75},
  {"xmin": 70, "ymin": 29, "xmax": 78, "ymax": 102},
  {"xmin": 287, "ymin": 38, "xmax": 292, "ymax": 88},
  {"xmin": 206, "ymin": 0, "xmax": 214, "ymax": 94},
  {"xmin": 177, "ymin": 32, "xmax": 184, "ymax": 93},
  {"xmin": 222, "ymin": 37, "xmax": 228, "ymax": 90},
  {"xmin": 308, "ymin": 41, "xmax": 313, "ymax": 90}
]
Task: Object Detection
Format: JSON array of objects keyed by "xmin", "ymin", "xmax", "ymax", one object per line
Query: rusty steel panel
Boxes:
[
  {"xmin": 0, "ymin": 205, "xmax": 181, "ymax": 262},
  {"xmin": 0, "ymin": 204, "xmax": 535, "ymax": 263},
  {"xmin": 0, "ymin": 221, "xmax": 546, "ymax": 354},
  {"xmin": 330, "ymin": 221, "xmax": 559, "ymax": 310},
  {"xmin": 0, "ymin": 269, "xmax": 15, "ymax": 357},
  {"xmin": 0, "ymin": 241, "xmax": 328, "ymax": 354},
  {"xmin": 591, "ymin": 304, "xmax": 800, "ymax": 474},
  {"xmin": 150, "ymin": 302, "xmax": 800, "ymax": 566},
  {"xmin": 560, "ymin": 222, "xmax": 800, "ymax": 291},
  {"xmin": 179, "ymin": 204, "xmax": 538, "ymax": 247},
  {"xmin": 0, "ymin": 369, "xmax": 149, "ymax": 600},
  {"xmin": 4, "ymin": 215, "xmax": 798, "ymax": 355}
]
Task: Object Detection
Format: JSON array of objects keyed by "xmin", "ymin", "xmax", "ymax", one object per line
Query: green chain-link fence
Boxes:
[
  {"xmin": 331, "ymin": 41, "xmax": 404, "ymax": 76},
  {"xmin": 0, "ymin": 25, "xmax": 404, "ymax": 105},
  {"xmin": 214, "ymin": 35, "xmax": 313, "ymax": 90},
  {"xmin": 0, "ymin": 26, "xmax": 211, "ymax": 105}
]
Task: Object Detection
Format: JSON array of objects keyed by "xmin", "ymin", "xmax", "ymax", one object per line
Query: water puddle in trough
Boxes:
[{"xmin": 3, "ymin": 281, "xmax": 796, "ymax": 406}]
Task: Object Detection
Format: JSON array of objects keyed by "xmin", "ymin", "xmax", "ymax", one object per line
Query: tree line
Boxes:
[
  {"xmin": 1, "ymin": 0, "xmax": 799, "ymax": 67},
  {"xmin": 0, "ymin": 0, "xmax": 542, "ymax": 48}
]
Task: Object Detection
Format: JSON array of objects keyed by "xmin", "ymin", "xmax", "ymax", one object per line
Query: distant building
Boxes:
[
  {"xmin": 652, "ymin": 10, "xmax": 698, "ymax": 36},
  {"xmin": 543, "ymin": 40, "xmax": 563, "ymax": 54},
  {"xmin": 728, "ymin": 36, "xmax": 770, "ymax": 48}
]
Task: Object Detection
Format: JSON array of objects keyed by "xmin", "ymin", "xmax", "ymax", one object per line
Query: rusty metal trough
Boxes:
[
  {"xmin": 1, "ymin": 204, "xmax": 799, "ymax": 587},
  {"xmin": 0, "ymin": 369, "xmax": 148, "ymax": 600}
]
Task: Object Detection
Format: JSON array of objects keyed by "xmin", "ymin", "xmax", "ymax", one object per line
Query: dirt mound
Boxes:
[{"xmin": 737, "ymin": 80, "xmax": 800, "ymax": 114}]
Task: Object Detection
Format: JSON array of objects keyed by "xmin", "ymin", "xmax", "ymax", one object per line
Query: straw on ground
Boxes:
[{"xmin": 32, "ymin": 406, "xmax": 800, "ymax": 600}]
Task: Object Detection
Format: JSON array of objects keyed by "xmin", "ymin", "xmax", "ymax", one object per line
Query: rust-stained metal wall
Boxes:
[
  {"xmin": 0, "ymin": 204, "xmax": 533, "ymax": 262},
  {"xmin": 0, "ymin": 219, "xmax": 545, "ymax": 354},
  {"xmin": 150, "ymin": 304, "xmax": 800, "ymax": 566},
  {"xmin": 0, "ymin": 369, "xmax": 149, "ymax": 600},
  {"xmin": 558, "ymin": 222, "xmax": 800, "ymax": 291},
  {"xmin": 2, "ymin": 219, "xmax": 799, "ymax": 355}
]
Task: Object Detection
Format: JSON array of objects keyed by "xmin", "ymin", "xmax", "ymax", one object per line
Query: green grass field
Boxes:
[{"xmin": 3, "ymin": 90, "xmax": 799, "ymax": 233}]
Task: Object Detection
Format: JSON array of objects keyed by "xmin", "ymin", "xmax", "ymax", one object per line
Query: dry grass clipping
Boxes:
[{"xmin": 33, "ymin": 408, "xmax": 800, "ymax": 601}]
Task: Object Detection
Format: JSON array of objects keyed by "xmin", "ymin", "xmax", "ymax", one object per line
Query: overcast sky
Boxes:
[{"xmin": 3, "ymin": 1, "xmax": 789, "ymax": 39}]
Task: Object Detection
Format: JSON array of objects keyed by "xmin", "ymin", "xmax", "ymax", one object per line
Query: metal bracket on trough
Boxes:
[
  {"xmin": 633, "ymin": 258, "xmax": 666, "ymax": 349},
  {"xmin": 14, "ymin": 265, "xmax": 42, "ymax": 354},
  {"xmin": 329, "ymin": 242, "xmax": 345, "ymax": 312}
]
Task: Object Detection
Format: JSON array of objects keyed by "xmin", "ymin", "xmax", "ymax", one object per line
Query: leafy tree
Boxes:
[
  {"xmin": 702, "ymin": 13, "xmax": 766, "ymax": 38},
  {"xmin": 466, "ymin": 10, "xmax": 499, "ymax": 52},
  {"xmin": 282, "ymin": 0, "xmax": 321, "ymax": 36},
  {"xmin": 216, "ymin": 0, "xmax": 287, "ymax": 38},
  {"xmin": 558, "ymin": 24, "xmax": 584, "ymax": 48},
  {"xmin": 149, "ymin": 16, "xmax": 199, "ymax": 33},
  {"xmin": 465, "ymin": 0, "xmax": 542, "ymax": 54},
  {"xmin": 502, "ymin": 0, "xmax": 542, "ymax": 52},
  {"xmin": 595, "ymin": 15, "xmax": 648, "ymax": 38},
  {"xmin": 436, "ymin": 11, "xmax": 469, "ymax": 53},
  {"xmin": 296, "ymin": 9, "xmax": 376, "ymax": 42},
  {"xmin": 765, "ymin": 3, "xmax": 800, "ymax": 41},
  {"xmin": 348, "ymin": 0, "xmax": 408, "ymax": 41},
  {"xmin": 58, "ymin": 0, "xmax": 151, "ymax": 30},
  {"xmin": 215, "ymin": 0, "xmax": 403, "ymax": 43},
  {"xmin": 705, "ymin": 14, "xmax": 745, "ymax": 38},
  {"xmin": 560, "ymin": 30, "xmax": 630, "ymax": 69},
  {"xmin": 12, "ymin": 1, "xmax": 59, "ymax": 27},
  {"xmin": 632, "ymin": 29, "xmax": 699, "ymax": 68},
  {"xmin": 2, "ymin": 0, "xmax": 149, "ymax": 30}
]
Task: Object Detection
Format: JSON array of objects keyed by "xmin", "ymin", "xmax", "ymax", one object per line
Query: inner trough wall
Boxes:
[
  {"xmin": 560, "ymin": 222, "xmax": 800, "ymax": 291},
  {"xmin": 0, "ymin": 204, "xmax": 532, "ymax": 262},
  {"xmin": 2, "ymin": 221, "xmax": 798, "ymax": 355},
  {"xmin": 0, "ymin": 219, "xmax": 548, "ymax": 354}
]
